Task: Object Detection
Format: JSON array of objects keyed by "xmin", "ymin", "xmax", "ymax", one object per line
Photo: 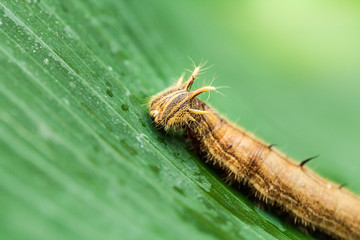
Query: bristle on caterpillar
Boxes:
[
  {"xmin": 149, "ymin": 65, "xmax": 360, "ymax": 240},
  {"xmin": 299, "ymin": 155, "xmax": 319, "ymax": 168}
]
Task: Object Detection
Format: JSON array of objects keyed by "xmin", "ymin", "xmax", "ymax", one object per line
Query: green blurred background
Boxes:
[{"xmin": 1, "ymin": 0, "xmax": 360, "ymax": 240}]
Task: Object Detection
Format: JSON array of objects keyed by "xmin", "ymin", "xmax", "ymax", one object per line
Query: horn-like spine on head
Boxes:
[{"xmin": 150, "ymin": 65, "xmax": 216, "ymax": 130}]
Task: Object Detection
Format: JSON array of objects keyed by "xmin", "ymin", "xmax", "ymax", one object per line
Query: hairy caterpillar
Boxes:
[{"xmin": 149, "ymin": 66, "xmax": 360, "ymax": 240}]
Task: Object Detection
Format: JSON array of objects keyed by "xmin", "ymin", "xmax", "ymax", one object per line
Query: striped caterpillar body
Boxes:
[{"xmin": 149, "ymin": 66, "xmax": 360, "ymax": 240}]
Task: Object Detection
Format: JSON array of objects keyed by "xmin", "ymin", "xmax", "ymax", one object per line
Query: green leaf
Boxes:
[{"xmin": 1, "ymin": 1, "xmax": 359, "ymax": 240}]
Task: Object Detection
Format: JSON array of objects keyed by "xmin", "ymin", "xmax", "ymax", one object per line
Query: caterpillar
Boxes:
[{"xmin": 149, "ymin": 66, "xmax": 360, "ymax": 240}]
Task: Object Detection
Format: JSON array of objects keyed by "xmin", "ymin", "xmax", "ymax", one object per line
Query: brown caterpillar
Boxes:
[{"xmin": 149, "ymin": 66, "xmax": 360, "ymax": 240}]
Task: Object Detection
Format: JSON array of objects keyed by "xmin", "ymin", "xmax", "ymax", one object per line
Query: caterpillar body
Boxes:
[{"xmin": 149, "ymin": 66, "xmax": 360, "ymax": 240}]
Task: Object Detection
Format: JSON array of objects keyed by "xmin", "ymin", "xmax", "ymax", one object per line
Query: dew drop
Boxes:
[
  {"xmin": 43, "ymin": 58, "xmax": 49, "ymax": 64},
  {"xmin": 106, "ymin": 89, "xmax": 113, "ymax": 97},
  {"xmin": 125, "ymin": 88, "xmax": 130, "ymax": 96},
  {"xmin": 108, "ymin": 66, "xmax": 113, "ymax": 71},
  {"xmin": 64, "ymin": 25, "xmax": 75, "ymax": 38},
  {"xmin": 121, "ymin": 104, "xmax": 129, "ymax": 111},
  {"xmin": 136, "ymin": 133, "xmax": 147, "ymax": 148}
]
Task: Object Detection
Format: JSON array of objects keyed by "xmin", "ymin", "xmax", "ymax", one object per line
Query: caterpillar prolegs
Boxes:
[{"xmin": 149, "ymin": 66, "xmax": 360, "ymax": 240}]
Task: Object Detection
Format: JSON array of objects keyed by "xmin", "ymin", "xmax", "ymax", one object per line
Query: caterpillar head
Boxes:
[{"xmin": 149, "ymin": 67, "xmax": 215, "ymax": 130}]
